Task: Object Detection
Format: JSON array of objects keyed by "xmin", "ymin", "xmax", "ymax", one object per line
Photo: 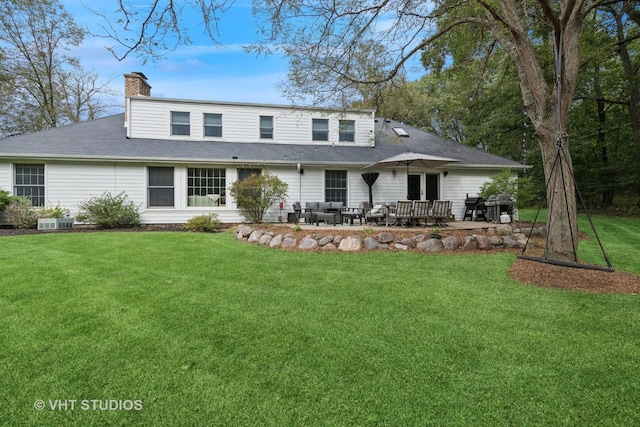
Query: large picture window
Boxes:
[
  {"xmin": 339, "ymin": 120, "xmax": 355, "ymax": 142},
  {"xmin": 325, "ymin": 170, "xmax": 347, "ymax": 204},
  {"xmin": 14, "ymin": 164, "xmax": 45, "ymax": 207},
  {"xmin": 171, "ymin": 111, "xmax": 190, "ymax": 136},
  {"xmin": 204, "ymin": 113, "xmax": 223, "ymax": 137},
  {"xmin": 312, "ymin": 118, "xmax": 329, "ymax": 141},
  {"xmin": 148, "ymin": 167, "xmax": 174, "ymax": 207},
  {"xmin": 187, "ymin": 168, "xmax": 226, "ymax": 207}
]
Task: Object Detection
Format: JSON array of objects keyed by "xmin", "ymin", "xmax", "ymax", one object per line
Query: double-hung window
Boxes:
[
  {"xmin": 260, "ymin": 115, "xmax": 273, "ymax": 139},
  {"xmin": 312, "ymin": 118, "xmax": 329, "ymax": 141},
  {"xmin": 171, "ymin": 111, "xmax": 190, "ymax": 136},
  {"xmin": 14, "ymin": 164, "xmax": 45, "ymax": 207},
  {"xmin": 148, "ymin": 167, "xmax": 174, "ymax": 207},
  {"xmin": 187, "ymin": 168, "xmax": 226, "ymax": 207},
  {"xmin": 339, "ymin": 120, "xmax": 355, "ymax": 142},
  {"xmin": 204, "ymin": 113, "xmax": 223, "ymax": 137},
  {"xmin": 325, "ymin": 170, "xmax": 347, "ymax": 204}
]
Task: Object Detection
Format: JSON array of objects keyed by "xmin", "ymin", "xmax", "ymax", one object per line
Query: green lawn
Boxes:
[
  {"xmin": 1, "ymin": 219, "xmax": 639, "ymax": 426},
  {"xmin": 518, "ymin": 208, "xmax": 640, "ymax": 272}
]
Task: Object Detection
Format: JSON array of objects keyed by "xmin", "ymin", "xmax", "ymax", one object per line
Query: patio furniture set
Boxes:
[
  {"xmin": 292, "ymin": 200, "xmax": 454, "ymax": 227},
  {"xmin": 292, "ymin": 202, "xmax": 350, "ymax": 226}
]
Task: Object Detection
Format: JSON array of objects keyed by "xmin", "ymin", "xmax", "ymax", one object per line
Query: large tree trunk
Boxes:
[
  {"xmin": 490, "ymin": 2, "xmax": 582, "ymax": 262},
  {"xmin": 537, "ymin": 124, "xmax": 579, "ymax": 262}
]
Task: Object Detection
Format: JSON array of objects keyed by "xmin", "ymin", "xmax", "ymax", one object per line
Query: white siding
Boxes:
[
  {"xmin": 0, "ymin": 162, "xmax": 10, "ymax": 192},
  {"xmin": 44, "ymin": 162, "xmax": 146, "ymax": 218},
  {"xmin": 128, "ymin": 98, "xmax": 375, "ymax": 146},
  {"xmin": 36, "ymin": 161, "xmax": 305, "ymax": 224},
  {"xmin": 441, "ymin": 169, "xmax": 500, "ymax": 219},
  {"xmin": 2, "ymin": 158, "xmax": 504, "ymax": 225},
  {"xmin": 361, "ymin": 172, "xmax": 405, "ymax": 206},
  {"xmin": 0, "ymin": 162, "xmax": 9, "ymax": 224}
]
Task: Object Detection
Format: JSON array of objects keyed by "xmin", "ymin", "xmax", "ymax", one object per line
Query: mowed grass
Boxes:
[
  {"xmin": 518, "ymin": 208, "xmax": 640, "ymax": 272},
  {"xmin": 1, "ymin": 221, "xmax": 639, "ymax": 426}
]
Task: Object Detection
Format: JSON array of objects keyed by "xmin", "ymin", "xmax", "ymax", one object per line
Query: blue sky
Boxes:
[
  {"xmin": 63, "ymin": 0, "xmax": 291, "ymax": 108},
  {"xmin": 62, "ymin": 0, "xmax": 424, "ymax": 110}
]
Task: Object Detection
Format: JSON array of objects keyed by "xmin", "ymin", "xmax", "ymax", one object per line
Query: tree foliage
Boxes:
[
  {"xmin": 0, "ymin": 188, "xmax": 13, "ymax": 212},
  {"xmin": 229, "ymin": 171, "xmax": 288, "ymax": 224},
  {"xmin": 0, "ymin": 0, "xmax": 116, "ymax": 137}
]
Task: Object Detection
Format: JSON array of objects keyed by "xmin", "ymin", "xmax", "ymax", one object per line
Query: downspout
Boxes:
[{"xmin": 297, "ymin": 163, "xmax": 302, "ymax": 201}]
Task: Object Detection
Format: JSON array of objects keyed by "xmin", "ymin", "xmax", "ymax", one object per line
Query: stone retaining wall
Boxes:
[{"xmin": 236, "ymin": 225, "xmax": 546, "ymax": 252}]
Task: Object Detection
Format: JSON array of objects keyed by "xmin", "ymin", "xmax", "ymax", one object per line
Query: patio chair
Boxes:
[
  {"xmin": 431, "ymin": 200, "xmax": 452, "ymax": 227},
  {"xmin": 292, "ymin": 201, "xmax": 314, "ymax": 224},
  {"xmin": 411, "ymin": 200, "xmax": 431, "ymax": 226},
  {"xmin": 362, "ymin": 201, "xmax": 387, "ymax": 224},
  {"xmin": 393, "ymin": 200, "xmax": 414, "ymax": 227}
]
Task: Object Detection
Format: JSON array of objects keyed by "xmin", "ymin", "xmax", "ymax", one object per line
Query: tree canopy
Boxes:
[{"xmin": 0, "ymin": 0, "xmax": 116, "ymax": 137}]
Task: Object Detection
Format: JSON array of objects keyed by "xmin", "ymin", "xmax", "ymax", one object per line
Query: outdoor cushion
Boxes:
[
  {"xmin": 330, "ymin": 201, "xmax": 344, "ymax": 209},
  {"xmin": 371, "ymin": 204, "xmax": 383, "ymax": 214},
  {"xmin": 305, "ymin": 202, "xmax": 320, "ymax": 212},
  {"xmin": 319, "ymin": 202, "xmax": 332, "ymax": 211}
]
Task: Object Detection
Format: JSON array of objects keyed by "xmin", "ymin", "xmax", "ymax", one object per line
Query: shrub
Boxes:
[
  {"xmin": 0, "ymin": 188, "xmax": 12, "ymax": 212},
  {"xmin": 76, "ymin": 192, "xmax": 141, "ymax": 229},
  {"xmin": 230, "ymin": 171, "xmax": 288, "ymax": 223},
  {"xmin": 38, "ymin": 204, "xmax": 66, "ymax": 219},
  {"xmin": 479, "ymin": 168, "xmax": 536, "ymax": 208},
  {"xmin": 5, "ymin": 197, "xmax": 38, "ymax": 229},
  {"xmin": 186, "ymin": 214, "xmax": 220, "ymax": 233}
]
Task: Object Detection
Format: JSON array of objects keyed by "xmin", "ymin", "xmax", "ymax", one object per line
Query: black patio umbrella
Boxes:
[{"xmin": 361, "ymin": 172, "xmax": 380, "ymax": 206}]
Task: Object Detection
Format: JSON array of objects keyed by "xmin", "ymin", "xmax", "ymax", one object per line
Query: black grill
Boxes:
[{"xmin": 463, "ymin": 194, "xmax": 486, "ymax": 221}]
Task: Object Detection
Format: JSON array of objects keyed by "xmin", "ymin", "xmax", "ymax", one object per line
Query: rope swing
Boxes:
[{"xmin": 517, "ymin": 31, "xmax": 614, "ymax": 272}]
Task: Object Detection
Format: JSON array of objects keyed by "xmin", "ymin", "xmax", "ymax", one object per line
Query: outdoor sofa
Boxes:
[{"xmin": 292, "ymin": 201, "xmax": 345, "ymax": 225}]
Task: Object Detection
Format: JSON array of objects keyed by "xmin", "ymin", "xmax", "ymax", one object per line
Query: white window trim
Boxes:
[
  {"xmin": 259, "ymin": 115, "xmax": 274, "ymax": 140},
  {"xmin": 312, "ymin": 118, "xmax": 330, "ymax": 142},
  {"xmin": 170, "ymin": 111, "xmax": 191, "ymax": 137},
  {"xmin": 203, "ymin": 112, "xmax": 224, "ymax": 139},
  {"xmin": 339, "ymin": 119, "xmax": 356, "ymax": 143}
]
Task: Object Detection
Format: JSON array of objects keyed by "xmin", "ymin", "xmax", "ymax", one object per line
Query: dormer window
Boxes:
[
  {"xmin": 204, "ymin": 113, "xmax": 223, "ymax": 137},
  {"xmin": 312, "ymin": 118, "xmax": 329, "ymax": 141},
  {"xmin": 171, "ymin": 111, "xmax": 190, "ymax": 136},
  {"xmin": 339, "ymin": 120, "xmax": 355, "ymax": 142},
  {"xmin": 260, "ymin": 115, "xmax": 273, "ymax": 139}
]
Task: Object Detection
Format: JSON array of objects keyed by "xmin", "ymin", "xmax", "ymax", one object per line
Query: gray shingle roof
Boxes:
[{"xmin": 0, "ymin": 114, "xmax": 525, "ymax": 169}]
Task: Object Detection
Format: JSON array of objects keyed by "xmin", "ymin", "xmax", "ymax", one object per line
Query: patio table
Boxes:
[
  {"xmin": 314, "ymin": 210, "xmax": 341, "ymax": 226},
  {"xmin": 341, "ymin": 208, "xmax": 363, "ymax": 225}
]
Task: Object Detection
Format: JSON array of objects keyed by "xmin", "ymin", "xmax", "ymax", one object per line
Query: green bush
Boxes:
[
  {"xmin": 38, "ymin": 204, "xmax": 66, "ymax": 219},
  {"xmin": 0, "ymin": 188, "xmax": 12, "ymax": 212},
  {"xmin": 479, "ymin": 168, "xmax": 536, "ymax": 208},
  {"xmin": 186, "ymin": 214, "xmax": 221, "ymax": 233},
  {"xmin": 229, "ymin": 171, "xmax": 288, "ymax": 223},
  {"xmin": 76, "ymin": 192, "xmax": 141, "ymax": 229},
  {"xmin": 5, "ymin": 197, "xmax": 38, "ymax": 229}
]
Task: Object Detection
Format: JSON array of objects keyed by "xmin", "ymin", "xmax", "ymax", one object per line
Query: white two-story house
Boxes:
[{"xmin": 0, "ymin": 72, "xmax": 526, "ymax": 224}]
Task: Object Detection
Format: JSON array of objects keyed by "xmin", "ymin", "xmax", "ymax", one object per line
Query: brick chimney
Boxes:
[{"xmin": 124, "ymin": 72, "xmax": 151, "ymax": 123}]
